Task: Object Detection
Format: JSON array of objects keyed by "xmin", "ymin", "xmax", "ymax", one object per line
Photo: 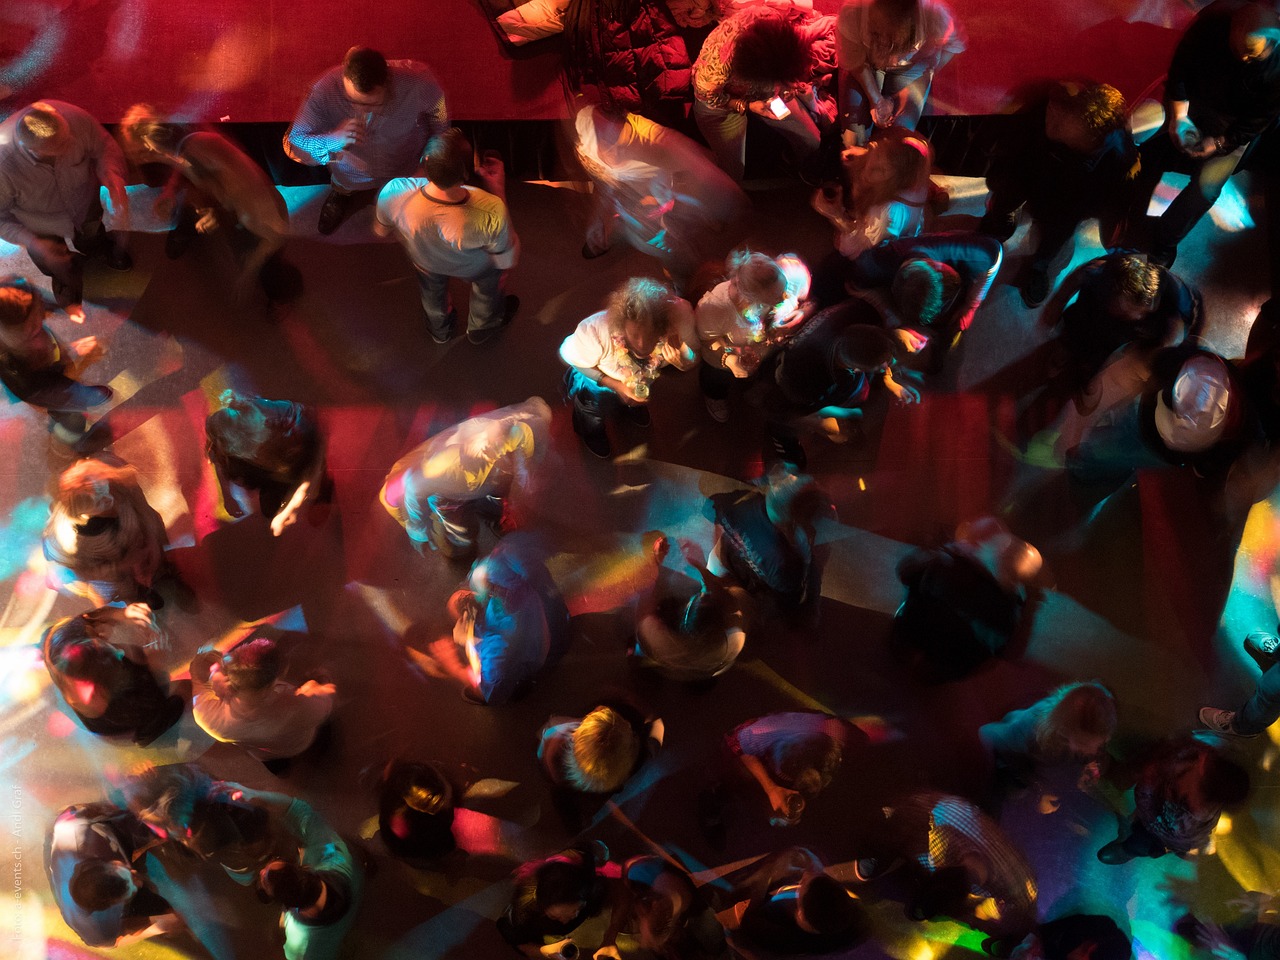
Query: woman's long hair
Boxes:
[{"xmin": 842, "ymin": 127, "xmax": 932, "ymax": 222}]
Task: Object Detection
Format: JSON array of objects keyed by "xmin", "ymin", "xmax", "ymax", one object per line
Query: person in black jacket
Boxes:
[
  {"xmin": 1133, "ymin": 0, "xmax": 1280, "ymax": 268},
  {"xmin": 981, "ymin": 81, "xmax": 1137, "ymax": 307}
]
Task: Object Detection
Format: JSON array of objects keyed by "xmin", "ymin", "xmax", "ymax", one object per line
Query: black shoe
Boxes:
[
  {"xmin": 108, "ymin": 246, "xmax": 133, "ymax": 271},
  {"xmin": 429, "ymin": 309, "xmax": 458, "ymax": 344},
  {"xmin": 623, "ymin": 403, "xmax": 651, "ymax": 427},
  {"xmin": 1096, "ymin": 839, "xmax": 1134, "ymax": 865},
  {"xmin": 467, "ymin": 296, "xmax": 518, "ymax": 344},
  {"xmin": 580, "ymin": 428, "xmax": 611, "ymax": 459},
  {"xmin": 1020, "ymin": 268, "xmax": 1050, "ymax": 308},
  {"xmin": 769, "ymin": 434, "xmax": 807, "ymax": 471},
  {"xmin": 317, "ymin": 190, "xmax": 353, "ymax": 235}
]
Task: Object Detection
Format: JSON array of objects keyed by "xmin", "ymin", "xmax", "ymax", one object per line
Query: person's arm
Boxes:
[
  {"xmin": 286, "ymin": 77, "xmax": 359, "ymax": 166},
  {"xmin": 882, "ymin": 363, "xmax": 921, "ymax": 403},
  {"xmin": 0, "ymin": 174, "xmax": 39, "ymax": 248},
  {"xmin": 659, "ymin": 299, "xmax": 700, "ymax": 371},
  {"xmin": 594, "ymin": 877, "xmax": 634, "ymax": 960},
  {"xmin": 113, "ymin": 912, "xmax": 183, "ymax": 947},
  {"xmin": 486, "ymin": 204, "xmax": 520, "ymax": 270},
  {"xmin": 559, "ymin": 325, "xmax": 648, "ymax": 403},
  {"xmin": 729, "ymin": 729, "xmax": 801, "ymax": 818},
  {"xmin": 83, "ymin": 110, "xmax": 130, "ymax": 225},
  {"xmin": 270, "ymin": 421, "xmax": 327, "ymax": 538}
]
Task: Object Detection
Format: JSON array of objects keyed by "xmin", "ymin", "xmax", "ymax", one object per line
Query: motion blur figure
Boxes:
[
  {"xmin": 119, "ymin": 105, "xmax": 299, "ymax": 305},
  {"xmin": 0, "ymin": 100, "xmax": 131, "ymax": 321}
]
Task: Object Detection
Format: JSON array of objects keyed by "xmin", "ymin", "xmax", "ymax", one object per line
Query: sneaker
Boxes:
[
  {"xmin": 1245, "ymin": 631, "xmax": 1280, "ymax": 663},
  {"xmin": 581, "ymin": 428, "xmax": 612, "ymax": 459},
  {"xmin": 317, "ymin": 190, "xmax": 353, "ymax": 236},
  {"xmin": 1198, "ymin": 706, "xmax": 1258, "ymax": 738},
  {"xmin": 623, "ymin": 403, "xmax": 651, "ymax": 427},
  {"xmin": 429, "ymin": 309, "xmax": 458, "ymax": 344},
  {"xmin": 769, "ymin": 434, "xmax": 808, "ymax": 471},
  {"xmin": 704, "ymin": 396, "xmax": 730, "ymax": 422},
  {"xmin": 467, "ymin": 296, "xmax": 518, "ymax": 345},
  {"xmin": 1020, "ymin": 268, "xmax": 1050, "ymax": 309}
]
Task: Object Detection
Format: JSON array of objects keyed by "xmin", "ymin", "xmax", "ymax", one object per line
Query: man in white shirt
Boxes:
[{"xmin": 376, "ymin": 128, "xmax": 519, "ymax": 344}]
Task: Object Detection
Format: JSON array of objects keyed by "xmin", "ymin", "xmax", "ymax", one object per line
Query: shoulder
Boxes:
[
  {"xmin": 463, "ymin": 187, "xmax": 510, "ymax": 223},
  {"xmin": 378, "ymin": 177, "xmax": 424, "ymax": 204},
  {"xmin": 308, "ymin": 65, "xmax": 346, "ymax": 94}
]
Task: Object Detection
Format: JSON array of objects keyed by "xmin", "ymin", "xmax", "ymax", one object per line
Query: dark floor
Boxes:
[{"xmin": 1, "ymin": 166, "xmax": 1278, "ymax": 960}]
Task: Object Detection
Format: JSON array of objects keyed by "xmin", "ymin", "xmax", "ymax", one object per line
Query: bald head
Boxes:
[{"xmin": 17, "ymin": 102, "xmax": 72, "ymax": 161}]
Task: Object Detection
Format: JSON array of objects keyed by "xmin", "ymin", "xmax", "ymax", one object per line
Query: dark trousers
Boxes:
[
  {"xmin": 24, "ymin": 202, "xmax": 126, "ymax": 306},
  {"xmin": 564, "ymin": 367, "xmax": 619, "ymax": 442},
  {"xmin": 1136, "ymin": 131, "xmax": 1255, "ymax": 251}
]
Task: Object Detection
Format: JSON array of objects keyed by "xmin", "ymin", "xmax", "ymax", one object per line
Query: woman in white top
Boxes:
[
  {"xmin": 560, "ymin": 276, "xmax": 698, "ymax": 459},
  {"xmin": 837, "ymin": 0, "xmax": 964, "ymax": 143}
]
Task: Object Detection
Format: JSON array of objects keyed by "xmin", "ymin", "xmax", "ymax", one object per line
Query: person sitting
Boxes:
[
  {"xmin": 43, "ymin": 454, "xmax": 171, "ymax": 606},
  {"xmin": 118, "ymin": 104, "xmax": 298, "ymax": 304},
  {"xmin": 376, "ymin": 760, "xmax": 456, "ymax": 864},
  {"xmin": 205, "ymin": 389, "xmax": 329, "ymax": 537},
  {"xmin": 727, "ymin": 710, "xmax": 864, "ymax": 827},
  {"xmin": 538, "ymin": 699, "xmax": 663, "ymax": 795},
  {"xmin": 892, "ymin": 516, "xmax": 1042, "ymax": 679},
  {"xmin": 189, "ymin": 634, "xmax": 336, "ymax": 774},
  {"xmin": 380, "ymin": 396, "xmax": 553, "ymax": 561},
  {"xmin": 633, "ymin": 537, "xmax": 748, "ymax": 683},
  {"xmin": 692, "ymin": 4, "xmax": 839, "ymax": 181},
  {"xmin": 433, "ymin": 535, "xmax": 571, "ymax": 704},
  {"xmin": 837, "ymin": 0, "xmax": 965, "ymax": 142},
  {"xmin": 847, "ymin": 232, "xmax": 1003, "ymax": 372},
  {"xmin": 42, "ymin": 603, "xmax": 184, "ymax": 746},
  {"xmin": 560, "ymin": 276, "xmax": 698, "ymax": 459},
  {"xmin": 601, "ymin": 854, "xmax": 728, "ymax": 960},
  {"xmin": 497, "ymin": 842, "xmax": 623, "ymax": 958},
  {"xmin": 255, "ymin": 795, "xmax": 363, "ymax": 960},
  {"xmin": 729, "ymin": 847, "xmax": 868, "ymax": 954},
  {"xmin": 1097, "ymin": 735, "xmax": 1249, "ymax": 864},
  {"xmin": 760, "ymin": 302, "xmax": 916, "ymax": 467},
  {"xmin": 0, "ymin": 276, "xmax": 111, "ymax": 447},
  {"xmin": 810, "ymin": 126, "xmax": 932, "ymax": 279},
  {"xmin": 46, "ymin": 801, "xmax": 179, "ymax": 949},
  {"xmin": 979, "ymin": 681, "xmax": 1117, "ymax": 799},
  {"xmin": 707, "ymin": 466, "xmax": 835, "ymax": 625},
  {"xmin": 695, "ymin": 249, "xmax": 814, "ymax": 423},
  {"xmin": 980, "ymin": 81, "xmax": 1138, "ymax": 307}
]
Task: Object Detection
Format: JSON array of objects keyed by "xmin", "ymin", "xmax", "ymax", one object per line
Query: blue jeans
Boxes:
[
  {"xmin": 415, "ymin": 266, "xmax": 504, "ymax": 338},
  {"xmin": 1236, "ymin": 660, "xmax": 1280, "ymax": 735}
]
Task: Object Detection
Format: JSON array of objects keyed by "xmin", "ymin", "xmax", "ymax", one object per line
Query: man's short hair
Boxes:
[
  {"xmin": 423, "ymin": 129, "xmax": 473, "ymax": 189},
  {"xmin": 69, "ymin": 859, "xmax": 131, "ymax": 912},
  {"xmin": 222, "ymin": 637, "xmax": 281, "ymax": 693},
  {"xmin": 1103, "ymin": 254, "xmax": 1160, "ymax": 308},
  {"xmin": 0, "ymin": 277, "xmax": 36, "ymax": 329},
  {"xmin": 834, "ymin": 324, "xmax": 895, "ymax": 373},
  {"xmin": 342, "ymin": 47, "xmax": 389, "ymax": 94},
  {"xmin": 567, "ymin": 706, "xmax": 641, "ymax": 792},
  {"xmin": 892, "ymin": 259, "xmax": 959, "ymax": 326},
  {"xmin": 1050, "ymin": 83, "xmax": 1126, "ymax": 137}
]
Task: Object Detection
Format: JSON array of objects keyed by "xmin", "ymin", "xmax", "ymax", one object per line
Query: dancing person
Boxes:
[
  {"xmin": 560, "ymin": 276, "xmax": 698, "ymax": 458},
  {"xmin": 0, "ymin": 100, "xmax": 130, "ymax": 321},
  {"xmin": 43, "ymin": 455, "xmax": 171, "ymax": 606},
  {"xmin": 434, "ymin": 535, "xmax": 571, "ymax": 704},
  {"xmin": 42, "ymin": 604, "xmax": 184, "ymax": 745},
  {"xmin": 538, "ymin": 699, "xmax": 664, "ymax": 795},
  {"xmin": 1132, "ymin": 0, "xmax": 1280, "ymax": 268},
  {"xmin": 205, "ymin": 390, "xmax": 328, "ymax": 537},
  {"xmin": 980, "ymin": 82, "xmax": 1138, "ymax": 307},
  {"xmin": 375, "ymin": 128, "xmax": 520, "ymax": 344},
  {"xmin": 497, "ymin": 842, "xmax": 623, "ymax": 958},
  {"xmin": 602, "ymin": 854, "xmax": 728, "ymax": 960},
  {"xmin": 729, "ymin": 847, "xmax": 868, "ymax": 954},
  {"xmin": 47, "ymin": 802, "xmax": 179, "ymax": 949},
  {"xmin": 380, "ymin": 397, "xmax": 553, "ymax": 561},
  {"xmin": 286, "ymin": 46, "xmax": 448, "ymax": 235},
  {"xmin": 0, "ymin": 276, "xmax": 111, "ymax": 446},
  {"xmin": 836, "ymin": 0, "xmax": 965, "ymax": 143},
  {"xmin": 695, "ymin": 249, "xmax": 813, "ymax": 423},
  {"xmin": 377, "ymin": 760, "xmax": 457, "ymax": 863},
  {"xmin": 189, "ymin": 634, "xmax": 336, "ymax": 773},
  {"xmin": 118, "ymin": 105, "xmax": 297, "ymax": 304},
  {"xmin": 1097, "ymin": 735, "xmax": 1249, "ymax": 863}
]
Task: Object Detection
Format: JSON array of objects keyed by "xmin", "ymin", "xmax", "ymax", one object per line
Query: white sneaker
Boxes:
[
  {"xmin": 704, "ymin": 396, "xmax": 730, "ymax": 423},
  {"xmin": 1198, "ymin": 706, "xmax": 1258, "ymax": 738}
]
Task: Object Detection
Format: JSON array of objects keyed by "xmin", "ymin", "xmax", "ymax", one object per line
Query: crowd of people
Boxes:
[{"xmin": 9, "ymin": 0, "xmax": 1280, "ymax": 958}]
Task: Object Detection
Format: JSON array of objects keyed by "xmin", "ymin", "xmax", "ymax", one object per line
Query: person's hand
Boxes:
[
  {"xmin": 269, "ymin": 481, "xmax": 310, "ymax": 537},
  {"xmin": 1185, "ymin": 136, "xmax": 1219, "ymax": 159},
  {"xmin": 1170, "ymin": 117, "xmax": 1203, "ymax": 154},
  {"xmin": 593, "ymin": 947, "xmax": 622, "ymax": 960},
  {"xmin": 298, "ymin": 678, "xmax": 337, "ymax": 697},
  {"xmin": 724, "ymin": 349, "xmax": 758, "ymax": 379},
  {"xmin": 332, "ymin": 118, "xmax": 363, "ymax": 152},
  {"xmin": 70, "ymin": 336, "xmax": 105, "ymax": 363},
  {"xmin": 648, "ymin": 716, "xmax": 665, "ymax": 745},
  {"xmin": 453, "ymin": 607, "xmax": 476, "ymax": 647},
  {"xmin": 614, "ymin": 378, "xmax": 649, "ymax": 405},
  {"xmin": 540, "ymin": 938, "xmax": 577, "ymax": 958},
  {"xmin": 811, "ymin": 186, "xmax": 844, "ymax": 222},
  {"xmin": 747, "ymin": 100, "xmax": 777, "ymax": 119},
  {"xmin": 886, "ymin": 377, "xmax": 921, "ymax": 404},
  {"xmin": 122, "ymin": 602, "xmax": 154, "ymax": 627},
  {"xmin": 679, "ymin": 538, "xmax": 706, "ymax": 569},
  {"xmin": 1077, "ymin": 761, "xmax": 1102, "ymax": 790},
  {"xmin": 893, "ymin": 328, "xmax": 929, "ymax": 353},
  {"xmin": 768, "ymin": 785, "xmax": 802, "ymax": 819},
  {"xmin": 871, "ymin": 96, "xmax": 898, "ymax": 126},
  {"xmin": 770, "ymin": 302, "xmax": 812, "ymax": 339},
  {"xmin": 194, "ymin": 208, "xmax": 219, "ymax": 234},
  {"xmin": 1195, "ymin": 920, "xmax": 1247, "ymax": 960},
  {"xmin": 651, "ymin": 533, "xmax": 671, "ymax": 564},
  {"xmin": 657, "ymin": 339, "xmax": 689, "ymax": 367}
]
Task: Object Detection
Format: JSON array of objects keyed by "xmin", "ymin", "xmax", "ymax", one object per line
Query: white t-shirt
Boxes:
[{"xmin": 376, "ymin": 178, "xmax": 515, "ymax": 280}]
